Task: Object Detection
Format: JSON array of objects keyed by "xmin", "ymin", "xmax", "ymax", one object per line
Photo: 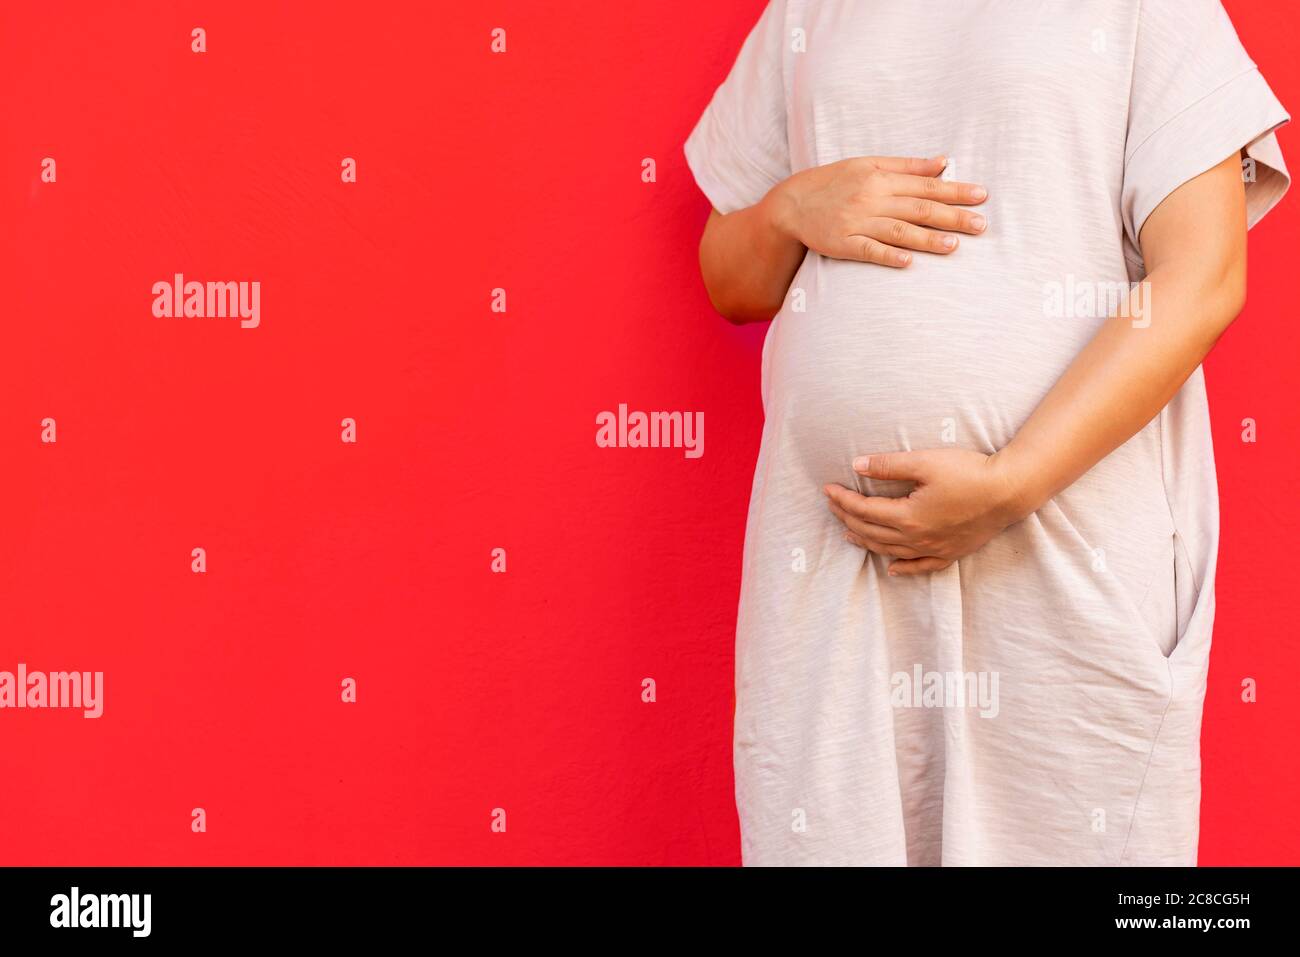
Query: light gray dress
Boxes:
[{"xmin": 684, "ymin": 0, "xmax": 1289, "ymax": 865}]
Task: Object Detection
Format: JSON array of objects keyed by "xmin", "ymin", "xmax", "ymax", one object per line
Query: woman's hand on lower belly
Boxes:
[{"xmin": 823, "ymin": 448, "xmax": 1027, "ymax": 576}]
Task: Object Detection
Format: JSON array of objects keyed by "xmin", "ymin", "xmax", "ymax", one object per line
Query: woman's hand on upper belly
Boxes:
[
  {"xmin": 823, "ymin": 449, "xmax": 1028, "ymax": 576},
  {"xmin": 770, "ymin": 155, "xmax": 988, "ymax": 267}
]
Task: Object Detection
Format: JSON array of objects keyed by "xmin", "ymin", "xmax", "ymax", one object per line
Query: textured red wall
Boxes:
[{"xmin": 0, "ymin": 1, "xmax": 1295, "ymax": 865}]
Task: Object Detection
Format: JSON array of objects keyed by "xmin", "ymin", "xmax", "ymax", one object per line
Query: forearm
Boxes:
[
  {"xmin": 697, "ymin": 188, "xmax": 806, "ymax": 324},
  {"xmin": 994, "ymin": 259, "xmax": 1245, "ymax": 520},
  {"xmin": 988, "ymin": 151, "xmax": 1250, "ymax": 522}
]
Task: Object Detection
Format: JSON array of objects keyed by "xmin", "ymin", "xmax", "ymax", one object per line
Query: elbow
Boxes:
[
  {"xmin": 702, "ymin": 235, "xmax": 780, "ymax": 325},
  {"xmin": 698, "ymin": 242, "xmax": 777, "ymax": 325},
  {"xmin": 1224, "ymin": 253, "xmax": 1248, "ymax": 321},
  {"xmin": 1213, "ymin": 247, "xmax": 1249, "ymax": 331},
  {"xmin": 1217, "ymin": 206, "xmax": 1250, "ymax": 322},
  {"xmin": 1177, "ymin": 241, "xmax": 1249, "ymax": 339},
  {"xmin": 707, "ymin": 288, "xmax": 778, "ymax": 325},
  {"xmin": 698, "ymin": 265, "xmax": 738, "ymax": 322}
]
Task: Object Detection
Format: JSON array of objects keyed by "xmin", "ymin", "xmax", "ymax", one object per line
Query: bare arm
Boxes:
[
  {"xmin": 825, "ymin": 152, "xmax": 1250, "ymax": 574},
  {"xmin": 697, "ymin": 155, "xmax": 989, "ymax": 324},
  {"xmin": 994, "ymin": 151, "xmax": 1248, "ymax": 514},
  {"xmin": 697, "ymin": 202, "xmax": 808, "ymax": 325}
]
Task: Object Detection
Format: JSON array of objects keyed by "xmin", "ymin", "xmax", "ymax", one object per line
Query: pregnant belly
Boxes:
[
  {"xmin": 752, "ymin": 252, "xmax": 1181, "ymax": 659},
  {"xmin": 762, "ymin": 254, "xmax": 1104, "ymax": 484}
]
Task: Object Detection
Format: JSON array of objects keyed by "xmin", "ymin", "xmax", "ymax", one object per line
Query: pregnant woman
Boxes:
[{"xmin": 685, "ymin": 0, "xmax": 1289, "ymax": 865}]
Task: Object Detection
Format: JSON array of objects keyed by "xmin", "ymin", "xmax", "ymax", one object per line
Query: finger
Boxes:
[
  {"xmin": 843, "ymin": 530, "xmax": 923, "ymax": 559},
  {"xmin": 823, "ymin": 483, "xmax": 911, "ymax": 529},
  {"xmin": 858, "ymin": 218, "xmax": 960, "ymax": 255},
  {"xmin": 888, "ymin": 556, "xmax": 954, "ymax": 577},
  {"xmin": 861, "ymin": 155, "xmax": 948, "ymax": 176},
  {"xmin": 832, "ymin": 501, "xmax": 915, "ymax": 546},
  {"xmin": 826, "ymin": 499, "xmax": 912, "ymax": 544},
  {"xmin": 851, "ymin": 451, "xmax": 930, "ymax": 483},
  {"xmin": 876, "ymin": 196, "xmax": 987, "ymax": 235},
  {"xmin": 882, "ymin": 172, "xmax": 988, "ymax": 206},
  {"xmin": 840, "ymin": 235, "xmax": 912, "ymax": 268}
]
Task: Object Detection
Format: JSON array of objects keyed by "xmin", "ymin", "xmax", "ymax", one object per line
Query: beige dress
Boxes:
[{"xmin": 684, "ymin": 0, "xmax": 1289, "ymax": 865}]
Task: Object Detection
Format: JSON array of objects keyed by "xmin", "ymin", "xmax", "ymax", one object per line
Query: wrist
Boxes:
[
  {"xmin": 987, "ymin": 444, "xmax": 1049, "ymax": 525},
  {"xmin": 762, "ymin": 174, "xmax": 803, "ymax": 243}
]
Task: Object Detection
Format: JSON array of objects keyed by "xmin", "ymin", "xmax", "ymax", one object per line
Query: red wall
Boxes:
[{"xmin": 0, "ymin": 0, "xmax": 1295, "ymax": 865}]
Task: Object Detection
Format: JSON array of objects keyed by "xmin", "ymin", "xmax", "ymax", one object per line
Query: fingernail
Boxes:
[
  {"xmin": 852, "ymin": 455, "xmax": 871, "ymax": 471},
  {"xmin": 942, "ymin": 235, "xmax": 957, "ymax": 250},
  {"xmin": 970, "ymin": 214, "xmax": 986, "ymax": 231},
  {"xmin": 970, "ymin": 186, "xmax": 987, "ymax": 201},
  {"xmin": 896, "ymin": 251, "xmax": 911, "ymax": 265},
  {"xmin": 888, "ymin": 569, "xmax": 898, "ymax": 577}
]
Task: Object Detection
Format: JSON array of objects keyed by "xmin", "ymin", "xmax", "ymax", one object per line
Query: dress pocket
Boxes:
[
  {"xmin": 1168, "ymin": 528, "xmax": 1199, "ymax": 663},
  {"xmin": 1042, "ymin": 496, "xmax": 1178, "ymax": 671},
  {"xmin": 1135, "ymin": 531, "xmax": 1197, "ymax": 663}
]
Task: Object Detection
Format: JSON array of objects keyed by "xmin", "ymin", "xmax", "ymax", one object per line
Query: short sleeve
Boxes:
[
  {"xmin": 1122, "ymin": 0, "xmax": 1290, "ymax": 249},
  {"xmin": 683, "ymin": 1, "xmax": 791, "ymax": 215}
]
